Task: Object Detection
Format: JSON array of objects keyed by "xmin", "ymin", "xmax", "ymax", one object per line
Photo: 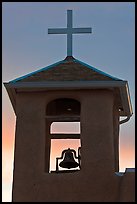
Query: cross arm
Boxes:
[
  {"xmin": 72, "ymin": 27, "xmax": 92, "ymax": 34},
  {"xmin": 48, "ymin": 28, "xmax": 67, "ymax": 34}
]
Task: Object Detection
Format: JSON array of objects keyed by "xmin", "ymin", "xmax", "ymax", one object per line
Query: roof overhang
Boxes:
[{"xmin": 4, "ymin": 80, "xmax": 133, "ymax": 117}]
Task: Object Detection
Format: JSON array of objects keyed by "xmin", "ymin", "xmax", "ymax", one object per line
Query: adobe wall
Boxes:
[
  {"xmin": 12, "ymin": 89, "xmax": 135, "ymax": 202},
  {"xmin": 119, "ymin": 171, "xmax": 135, "ymax": 202}
]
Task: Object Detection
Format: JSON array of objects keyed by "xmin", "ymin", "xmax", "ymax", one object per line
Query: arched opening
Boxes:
[
  {"xmin": 45, "ymin": 98, "xmax": 81, "ymax": 173},
  {"xmin": 46, "ymin": 98, "xmax": 80, "ymax": 116}
]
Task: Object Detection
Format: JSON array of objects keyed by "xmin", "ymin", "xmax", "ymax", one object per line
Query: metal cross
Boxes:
[{"xmin": 48, "ymin": 10, "xmax": 92, "ymax": 56}]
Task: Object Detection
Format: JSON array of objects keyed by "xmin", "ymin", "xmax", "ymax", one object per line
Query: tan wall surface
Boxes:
[{"xmin": 12, "ymin": 90, "xmax": 135, "ymax": 202}]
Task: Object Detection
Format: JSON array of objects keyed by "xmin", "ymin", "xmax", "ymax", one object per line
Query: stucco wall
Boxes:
[{"xmin": 12, "ymin": 89, "xmax": 135, "ymax": 202}]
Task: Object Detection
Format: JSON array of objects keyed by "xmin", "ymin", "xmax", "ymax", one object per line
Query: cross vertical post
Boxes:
[{"xmin": 67, "ymin": 10, "xmax": 73, "ymax": 56}]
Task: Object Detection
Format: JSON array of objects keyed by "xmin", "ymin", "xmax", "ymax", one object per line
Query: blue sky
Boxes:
[
  {"xmin": 3, "ymin": 1, "xmax": 135, "ymax": 148},
  {"xmin": 2, "ymin": 2, "xmax": 135, "ymax": 202}
]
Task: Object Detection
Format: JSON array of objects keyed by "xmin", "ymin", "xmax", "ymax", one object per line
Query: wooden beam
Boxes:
[
  {"xmin": 45, "ymin": 115, "xmax": 80, "ymax": 122},
  {"xmin": 50, "ymin": 134, "xmax": 80, "ymax": 139}
]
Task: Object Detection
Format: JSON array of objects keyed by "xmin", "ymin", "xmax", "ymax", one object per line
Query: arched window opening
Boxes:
[{"xmin": 46, "ymin": 98, "xmax": 80, "ymax": 116}]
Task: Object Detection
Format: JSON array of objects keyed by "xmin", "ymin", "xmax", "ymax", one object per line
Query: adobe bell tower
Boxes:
[{"xmin": 4, "ymin": 10, "xmax": 134, "ymax": 202}]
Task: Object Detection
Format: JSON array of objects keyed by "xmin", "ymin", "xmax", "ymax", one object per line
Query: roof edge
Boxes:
[
  {"xmin": 4, "ymin": 80, "xmax": 127, "ymax": 88},
  {"xmin": 74, "ymin": 59, "xmax": 122, "ymax": 81},
  {"xmin": 4, "ymin": 80, "xmax": 132, "ymax": 118},
  {"xmin": 9, "ymin": 59, "xmax": 65, "ymax": 83}
]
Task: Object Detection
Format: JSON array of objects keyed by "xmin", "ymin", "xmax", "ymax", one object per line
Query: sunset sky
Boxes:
[{"xmin": 2, "ymin": 2, "xmax": 135, "ymax": 202}]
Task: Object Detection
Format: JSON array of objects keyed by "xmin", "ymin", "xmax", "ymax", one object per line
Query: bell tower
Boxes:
[{"xmin": 4, "ymin": 10, "xmax": 134, "ymax": 202}]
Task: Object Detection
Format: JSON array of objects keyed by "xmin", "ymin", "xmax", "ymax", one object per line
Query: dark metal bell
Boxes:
[{"xmin": 59, "ymin": 148, "xmax": 79, "ymax": 169}]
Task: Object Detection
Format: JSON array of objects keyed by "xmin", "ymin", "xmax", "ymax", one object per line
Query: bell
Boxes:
[{"xmin": 59, "ymin": 148, "xmax": 79, "ymax": 169}]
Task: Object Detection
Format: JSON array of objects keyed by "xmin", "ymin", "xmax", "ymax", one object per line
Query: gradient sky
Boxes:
[{"xmin": 2, "ymin": 2, "xmax": 135, "ymax": 202}]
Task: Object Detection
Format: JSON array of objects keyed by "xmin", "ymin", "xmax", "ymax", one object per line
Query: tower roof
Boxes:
[
  {"xmin": 9, "ymin": 56, "xmax": 121, "ymax": 83},
  {"xmin": 4, "ymin": 56, "xmax": 133, "ymax": 118}
]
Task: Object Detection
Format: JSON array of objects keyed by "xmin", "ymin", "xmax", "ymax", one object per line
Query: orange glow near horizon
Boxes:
[
  {"xmin": 119, "ymin": 145, "xmax": 135, "ymax": 171},
  {"xmin": 50, "ymin": 139, "xmax": 81, "ymax": 171}
]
